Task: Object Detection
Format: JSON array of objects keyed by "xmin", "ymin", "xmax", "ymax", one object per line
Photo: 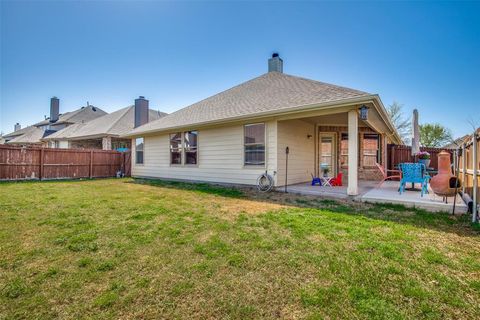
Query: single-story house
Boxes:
[
  {"xmin": 3, "ymin": 97, "xmax": 107, "ymax": 147},
  {"xmin": 124, "ymin": 54, "xmax": 402, "ymax": 195},
  {"xmin": 43, "ymin": 97, "xmax": 166, "ymax": 150}
]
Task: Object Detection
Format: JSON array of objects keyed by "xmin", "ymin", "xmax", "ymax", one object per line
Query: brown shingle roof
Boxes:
[{"xmin": 127, "ymin": 71, "xmax": 370, "ymax": 136}]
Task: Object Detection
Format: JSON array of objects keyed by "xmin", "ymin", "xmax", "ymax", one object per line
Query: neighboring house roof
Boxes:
[
  {"xmin": 44, "ymin": 106, "xmax": 166, "ymax": 140},
  {"xmin": 6, "ymin": 126, "xmax": 46, "ymax": 144},
  {"xmin": 127, "ymin": 71, "xmax": 371, "ymax": 136},
  {"xmin": 3, "ymin": 125, "xmax": 34, "ymax": 139},
  {"xmin": 443, "ymin": 133, "xmax": 478, "ymax": 149},
  {"xmin": 4, "ymin": 105, "xmax": 107, "ymax": 144},
  {"xmin": 35, "ymin": 105, "xmax": 107, "ymax": 126}
]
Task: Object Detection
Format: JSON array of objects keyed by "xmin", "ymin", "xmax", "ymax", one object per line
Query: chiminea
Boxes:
[{"xmin": 430, "ymin": 150, "xmax": 461, "ymax": 197}]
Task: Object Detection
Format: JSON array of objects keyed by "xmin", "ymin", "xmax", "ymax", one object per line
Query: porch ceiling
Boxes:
[{"xmin": 297, "ymin": 113, "xmax": 370, "ymax": 128}]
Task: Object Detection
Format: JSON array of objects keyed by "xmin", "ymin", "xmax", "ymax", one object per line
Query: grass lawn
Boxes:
[{"xmin": 0, "ymin": 178, "xmax": 479, "ymax": 319}]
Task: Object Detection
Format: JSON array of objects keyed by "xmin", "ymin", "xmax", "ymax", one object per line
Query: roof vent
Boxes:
[
  {"xmin": 268, "ymin": 53, "xmax": 283, "ymax": 73},
  {"xmin": 14, "ymin": 123, "xmax": 21, "ymax": 132}
]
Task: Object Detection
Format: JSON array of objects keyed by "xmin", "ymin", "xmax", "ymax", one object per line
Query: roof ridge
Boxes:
[
  {"xmin": 278, "ymin": 72, "xmax": 370, "ymax": 95},
  {"xmin": 103, "ymin": 106, "xmax": 133, "ymax": 134}
]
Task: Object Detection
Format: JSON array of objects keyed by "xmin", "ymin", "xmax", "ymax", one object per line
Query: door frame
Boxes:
[{"xmin": 318, "ymin": 131, "xmax": 337, "ymax": 177}]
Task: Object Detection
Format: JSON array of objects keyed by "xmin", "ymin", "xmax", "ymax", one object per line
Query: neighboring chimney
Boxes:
[
  {"xmin": 268, "ymin": 53, "xmax": 283, "ymax": 73},
  {"xmin": 14, "ymin": 123, "xmax": 21, "ymax": 132},
  {"xmin": 134, "ymin": 96, "xmax": 149, "ymax": 128},
  {"xmin": 50, "ymin": 97, "xmax": 60, "ymax": 123}
]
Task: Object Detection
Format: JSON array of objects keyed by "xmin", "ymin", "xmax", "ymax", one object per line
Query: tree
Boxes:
[
  {"xmin": 419, "ymin": 123, "xmax": 452, "ymax": 147},
  {"xmin": 386, "ymin": 102, "xmax": 411, "ymax": 144}
]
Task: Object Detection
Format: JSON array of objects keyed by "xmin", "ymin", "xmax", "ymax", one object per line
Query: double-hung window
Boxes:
[
  {"xmin": 170, "ymin": 133, "xmax": 182, "ymax": 165},
  {"xmin": 244, "ymin": 123, "xmax": 265, "ymax": 166},
  {"xmin": 184, "ymin": 131, "xmax": 198, "ymax": 165},
  {"xmin": 363, "ymin": 133, "xmax": 380, "ymax": 166},
  {"xmin": 135, "ymin": 137, "xmax": 144, "ymax": 164}
]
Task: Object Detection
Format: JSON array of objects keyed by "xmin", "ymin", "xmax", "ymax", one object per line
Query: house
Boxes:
[
  {"xmin": 124, "ymin": 54, "xmax": 402, "ymax": 196},
  {"xmin": 443, "ymin": 135, "xmax": 470, "ymax": 150},
  {"xmin": 3, "ymin": 97, "xmax": 107, "ymax": 147},
  {"xmin": 43, "ymin": 97, "xmax": 166, "ymax": 150}
]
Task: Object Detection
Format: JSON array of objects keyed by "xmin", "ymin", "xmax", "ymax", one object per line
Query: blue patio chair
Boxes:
[
  {"xmin": 399, "ymin": 163, "xmax": 430, "ymax": 197},
  {"xmin": 311, "ymin": 173, "xmax": 322, "ymax": 186}
]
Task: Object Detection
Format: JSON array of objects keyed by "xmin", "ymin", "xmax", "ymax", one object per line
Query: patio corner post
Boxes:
[{"xmin": 347, "ymin": 109, "xmax": 358, "ymax": 195}]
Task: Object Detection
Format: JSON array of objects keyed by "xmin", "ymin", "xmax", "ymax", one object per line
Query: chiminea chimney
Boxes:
[
  {"xmin": 134, "ymin": 96, "xmax": 149, "ymax": 128},
  {"xmin": 268, "ymin": 53, "xmax": 283, "ymax": 73},
  {"xmin": 50, "ymin": 97, "xmax": 60, "ymax": 123},
  {"xmin": 14, "ymin": 123, "xmax": 21, "ymax": 132}
]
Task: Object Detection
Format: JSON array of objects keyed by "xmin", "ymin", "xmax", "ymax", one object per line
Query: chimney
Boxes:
[
  {"xmin": 14, "ymin": 123, "xmax": 21, "ymax": 132},
  {"xmin": 268, "ymin": 53, "xmax": 283, "ymax": 73},
  {"xmin": 134, "ymin": 96, "xmax": 149, "ymax": 128},
  {"xmin": 50, "ymin": 97, "xmax": 60, "ymax": 123}
]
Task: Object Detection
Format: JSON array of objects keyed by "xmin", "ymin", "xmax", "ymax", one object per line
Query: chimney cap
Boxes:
[
  {"xmin": 272, "ymin": 53, "xmax": 279, "ymax": 58},
  {"xmin": 139, "ymin": 96, "xmax": 145, "ymax": 99}
]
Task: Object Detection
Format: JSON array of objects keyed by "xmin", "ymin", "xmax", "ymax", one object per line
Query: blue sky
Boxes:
[{"xmin": 1, "ymin": 1, "xmax": 479, "ymax": 137}]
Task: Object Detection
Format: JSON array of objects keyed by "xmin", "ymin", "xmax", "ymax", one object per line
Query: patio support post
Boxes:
[
  {"xmin": 347, "ymin": 110, "xmax": 358, "ymax": 195},
  {"xmin": 102, "ymin": 137, "xmax": 112, "ymax": 150}
]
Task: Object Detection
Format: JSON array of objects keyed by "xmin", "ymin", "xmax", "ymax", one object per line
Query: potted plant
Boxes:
[
  {"xmin": 320, "ymin": 163, "xmax": 330, "ymax": 177},
  {"xmin": 417, "ymin": 151, "xmax": 431, "ymax": 169}
]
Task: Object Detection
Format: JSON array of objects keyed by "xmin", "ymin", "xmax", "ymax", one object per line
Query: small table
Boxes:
[{"xmin": 321, "ymin": 176, "xmax": 333, "ymax": 187}]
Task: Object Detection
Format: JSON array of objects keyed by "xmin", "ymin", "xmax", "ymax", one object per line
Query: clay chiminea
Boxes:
[{"xmin": 430, "ymin": 150, "xmax": 460, "ymax": 197}]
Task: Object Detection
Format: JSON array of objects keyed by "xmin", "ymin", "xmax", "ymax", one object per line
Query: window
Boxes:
[
  {"xmin": 363, "ymin": 133, "xmax": 380, "ymax": 166},
  {"xmin": 135, "ymin": 138, "xmax": 144, "ymax": 164},
  {"xmin": 340, "ymin": 133, "xmax": 348, "ymax": 167},
  {"xmin": 184, "ymin": 131, "xmax": 198, "ymax": 165},
  {"xmin": 170, "ymin": 133, "xmax": 182, "ymax": 164},
  {"xmin": 244, "ymin": 123, "xmax": 265, "ymax": 166}
]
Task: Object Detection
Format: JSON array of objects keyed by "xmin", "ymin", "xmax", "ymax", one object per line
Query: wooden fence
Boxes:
[
  {"xmin": 0, "ymin": 145, "xmax": 131, "ymax": 181},
  {"xmin": 457, "ymin": 130, "xmax": 479, "ymax": 222},
  {"xmin": 387, "ymin": 144, "xmax": 452, "ymax": 171}
]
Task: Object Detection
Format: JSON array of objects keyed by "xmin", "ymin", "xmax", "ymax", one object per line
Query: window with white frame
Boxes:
[
  {"xmin": 170, "ymin": 133, "xmax": 182, "ymax": 165},
  {"xmin": 135, "ymin": 137, "xmax": 144, "ymax": 164},
  {"xmin": 244, "ymin": 123, "xmax": 265, "ymax": 166}
]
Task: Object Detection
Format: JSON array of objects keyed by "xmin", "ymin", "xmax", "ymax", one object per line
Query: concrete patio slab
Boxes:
[
  {"xmin": 279, "ymin": 180, "xmax": 467, "ymax": 213},
  {"xmin": 361, "ymin": 181, "xmax": 467, "ymax": 213}
]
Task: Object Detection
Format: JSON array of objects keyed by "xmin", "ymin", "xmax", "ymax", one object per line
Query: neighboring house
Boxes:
[
  {"xmin": 43, "ymin": 97, "xmax": 166, "ymax": 150},
  {"xmin": 3, "ymin": 97, "xmax": 107, "ymax": 147},
  {"xmin": 443, "ymin": 135, "xmax": 470, "ymax": 149},
  {"xmin": 124, "ymin": 54, "xmax": 402, "ymax": 196}
]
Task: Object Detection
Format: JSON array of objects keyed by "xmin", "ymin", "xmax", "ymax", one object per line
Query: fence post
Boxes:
[
  {"xmin": 472, "ymin": 134, "xmax": 478, "ymax": 223},
  {"xmin": 89, "ymin": 150, "xmax": 93, "ymax": 178},
  {"xmin": 462, "ymin": 143, "xmax": 466, "ymax": 194},
  {"xmin": 39, "ymin": 148, "xmax": 44, "ymax": 180}
]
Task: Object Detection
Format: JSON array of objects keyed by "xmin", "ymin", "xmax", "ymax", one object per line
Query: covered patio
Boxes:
[{"xmin": 274, "ymin": 96, "xmax": 401, "ymax": 197}]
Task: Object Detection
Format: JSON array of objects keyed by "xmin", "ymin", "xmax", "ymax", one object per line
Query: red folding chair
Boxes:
[{"xmin": 330, "ymin": 172, "xmax": 343, "ymax": 186}]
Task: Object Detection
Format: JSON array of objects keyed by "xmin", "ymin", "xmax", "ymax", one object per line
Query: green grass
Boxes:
[{"xmin": 0, "ymin": 178, "xmax": 479, "ymax": 319}]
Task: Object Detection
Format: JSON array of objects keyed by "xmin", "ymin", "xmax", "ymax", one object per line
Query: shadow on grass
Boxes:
[
  {"xmin": 128, "ymin": 178, "xmax": 480, "ymax": 237},
  {"xmin": 129, "ymin": 178, "xmax": 245, "ymax": 198}
]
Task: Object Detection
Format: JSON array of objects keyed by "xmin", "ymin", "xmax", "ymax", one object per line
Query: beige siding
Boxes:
[
  {"xmin": 276, "ymin": 119, "xmax": 315, "ymax": 186},
  {"xmin": 132, "ymin": 120, "xmax": 277, "ymax": 185}
]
